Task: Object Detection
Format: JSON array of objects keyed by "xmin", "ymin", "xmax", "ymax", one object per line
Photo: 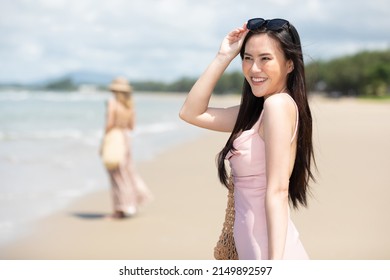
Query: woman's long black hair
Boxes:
[{"xmin": 217, "ymin": 23, "xmax": 316, "ymax": 209}]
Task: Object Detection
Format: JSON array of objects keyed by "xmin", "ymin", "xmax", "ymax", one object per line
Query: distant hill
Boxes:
[
  {"xmin": 41, "ymin": 71, "xmax": 121, "ymax": 91},
  {"xmin": 0, "ymin": 71, "xmax": 117, "ymax": 89},
  {"xmin": 2, "ymin": 48, "xmax": 389, "ymax": 97},
  {"xmin": 63, "ymin": 71, "xmax": 116, "ymax": 85}
]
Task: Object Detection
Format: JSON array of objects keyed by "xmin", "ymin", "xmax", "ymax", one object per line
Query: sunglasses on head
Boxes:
[{"xmin": 247, "ymin": 18, "xmax": 289, "ymax": 31}]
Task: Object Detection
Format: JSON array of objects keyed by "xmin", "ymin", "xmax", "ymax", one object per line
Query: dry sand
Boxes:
[
  {"xmin": 292, "ymin": 96, "xmax": 390, "ymax": 259},
  {"xmin": 1, "ymin": 95, "xmax": 389, "ymax": 260}
]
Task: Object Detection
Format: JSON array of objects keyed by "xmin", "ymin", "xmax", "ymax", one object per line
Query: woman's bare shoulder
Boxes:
[
  {"xmin": 263, "ymin": 93, "xmax": 297, "ymax": 127},
  {"xmin": 107, "ymin": 97, "xmax": 117, "ymax": 107},
  {"xmin": 264, "ymin": 93, "xmax": 296, "ymax": 112}
]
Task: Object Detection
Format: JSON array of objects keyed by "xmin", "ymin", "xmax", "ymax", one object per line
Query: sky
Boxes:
[{"xmin": 0, "ymin": 0, "xmax": 389, "ymax": 84}]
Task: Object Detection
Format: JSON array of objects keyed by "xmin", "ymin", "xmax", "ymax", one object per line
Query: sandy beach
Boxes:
[{"xmin": 0, "ymin": 95, "xmax": 389, "ymax": 260}]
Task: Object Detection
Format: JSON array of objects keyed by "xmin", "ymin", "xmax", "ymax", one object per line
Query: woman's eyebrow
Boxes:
[{"xmin": 244, "ymin": 52, "xmax": 272, "ymax": 57}]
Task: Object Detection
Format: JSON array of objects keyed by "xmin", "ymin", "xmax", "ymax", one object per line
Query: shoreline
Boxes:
[
  {"xmin": 0, "ymin": 130, "xmax": 230, "ymax": 259},
  {"xmin": 1, "ymin": 96, "xmax": 390, "ymax": 259}
]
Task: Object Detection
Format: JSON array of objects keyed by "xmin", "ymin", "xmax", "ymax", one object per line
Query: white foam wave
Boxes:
[
  {"xmin": 0, "ymin": 122, "xmax": 180, "ymax": 142},
  {"xmin": 133, "ymin": 122, "xmax": 178, "ymax": 136},
  {"xmin": 0, "ymin": 91, "xmax": 108, "ymax": 102},
  {"xmin": 0, "ymin": 129, "xmax": 85, "ymax": 141}
]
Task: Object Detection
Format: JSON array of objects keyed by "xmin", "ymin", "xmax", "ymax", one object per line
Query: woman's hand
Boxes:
[
  {"xmin": 218, "ymin": 23, "xmax": 249, "ymax": 60},
  {"xmin": 179, "ymin": 23, "xmax": 247, "ymax": 132}
]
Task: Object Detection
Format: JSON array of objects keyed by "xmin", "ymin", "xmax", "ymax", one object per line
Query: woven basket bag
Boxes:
[{"xmin": 214, "ymin": 174, "xmax": 238, "ymax": 260}]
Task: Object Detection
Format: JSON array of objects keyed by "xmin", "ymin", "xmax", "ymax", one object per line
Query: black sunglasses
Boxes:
[{"xmin": 247, "ymin": 18, "xmax": 290, "ymax": 31}]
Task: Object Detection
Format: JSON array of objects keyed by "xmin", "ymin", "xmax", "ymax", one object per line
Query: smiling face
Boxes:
[{"xmin": 242, "ymin": 33, "xmax": 293, "ymax": 98}]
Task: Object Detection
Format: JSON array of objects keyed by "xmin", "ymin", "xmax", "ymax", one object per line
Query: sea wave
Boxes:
[
  {"xmin": 0, "ymin": 90, "xmax": 108, "ymax": 102},
  {"xmin": 0, "ymin": 121, "xmax": 181, "ymax": 142},
  {"xmin": 0, "ymin": 129, "xmax": 87, "ymax": 141},
  {"xmin": 133, "ymin": 122, "xmax": 178, "ymax": 136}
]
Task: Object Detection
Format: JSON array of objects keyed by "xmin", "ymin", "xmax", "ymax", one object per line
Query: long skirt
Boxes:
[{"xmin": 106, "ymin": 132, "xmax": 153, "ymax": 214}]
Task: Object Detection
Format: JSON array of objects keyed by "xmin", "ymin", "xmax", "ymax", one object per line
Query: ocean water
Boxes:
[{"xmin": 0, "ymin": 89, "xmax": 202, "ymax": 246}]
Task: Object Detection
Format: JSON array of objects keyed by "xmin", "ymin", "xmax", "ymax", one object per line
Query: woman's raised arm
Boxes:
[{"xmin": 179, "ymin": 25, "xmax": 248, "ymax": 132}]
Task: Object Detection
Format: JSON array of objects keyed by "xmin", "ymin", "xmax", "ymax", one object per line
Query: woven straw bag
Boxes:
[
  {"xmin": 101, "ymin": 128, "xmax": 126, "ymax": 170},
  {"xmin": 214, "ymin": 174, "xmax": 239, "ymax": 260}
]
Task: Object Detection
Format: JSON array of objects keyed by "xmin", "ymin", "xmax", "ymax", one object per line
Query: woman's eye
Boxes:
[{"xmin": 244, "ymin": 56, "xmax": 253, "ymax": 61}]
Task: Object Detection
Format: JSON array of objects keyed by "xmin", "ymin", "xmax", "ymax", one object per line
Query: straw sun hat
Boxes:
[{"xmin": 108, "ymin": 77, "xmax": 133, "ymax": 93}]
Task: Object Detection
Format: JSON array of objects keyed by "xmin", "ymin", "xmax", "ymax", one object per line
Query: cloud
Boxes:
[{"xmin": 0, "ymin": 0, "xmax": 389, "ymax": 83}]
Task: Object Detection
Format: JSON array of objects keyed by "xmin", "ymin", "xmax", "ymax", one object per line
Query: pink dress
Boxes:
[
  {"xmin": 105, "ymin": 99, "xmax": 153, "ymax": 215},
  {"xmin": 227, "ymin": 94, "xmax": 308, "ymax": 260}
]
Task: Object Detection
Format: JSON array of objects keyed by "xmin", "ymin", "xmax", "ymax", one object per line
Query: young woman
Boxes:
[
  {"xmin": 102, "ymin": 77, "xmax": 153, "ymax": 219},
  {"xmin": 180, "ymin": 18, "xmax": 315, "ymax": 259}
]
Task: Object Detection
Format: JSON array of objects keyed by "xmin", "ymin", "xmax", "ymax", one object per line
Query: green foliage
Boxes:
[
  {"xmin": 306, "ymin": 49, "xmax": 390, "ymax": 97},
  {"xmin": 132, "ymin": 72, "xmax": 244, "ymax": 94},
  {"xmin": 44, "ymin": 78, "xmax": 78, "ymax": 91},
  {"xmin": 215, "ymin": 72, "xmax": 243, "ymax": 94},
  {"xmin": 131, "ymin": 81, "xmax": 170, "ymax": 92},
  {"xmin": 168, "ymin": 77, "xmax": 196, "ymax": 92},
  {"xmin": 28, "ymin": 49, "xmax": 389, "ymax": 98}
]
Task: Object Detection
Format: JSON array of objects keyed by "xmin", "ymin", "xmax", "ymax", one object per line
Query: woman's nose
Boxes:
[{"xmin": 251, "ymin": 60, "xmax": 262, "ymax": 72}]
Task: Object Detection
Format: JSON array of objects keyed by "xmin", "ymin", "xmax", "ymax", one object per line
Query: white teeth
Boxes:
[{"xmin": 252, "ymin": 77, "xmax": 266, "ymax": 82}]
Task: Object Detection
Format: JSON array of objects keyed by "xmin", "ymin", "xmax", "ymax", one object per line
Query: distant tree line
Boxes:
[
  {"xmin": 133, "ymin": 49, "xmax": 390, "ymax": 97},
  {"xmin": 44, "ymin": 78, "xmax": 78, "ymax": 91},
  {"xmin": 305, "ymin": 49, "xmax": 390, "ymax": 97},
  {"xmin": 39, "ymin": 49, "xmax": 390, "ymax": 98},
  {"xmin": 131, "ymin": 72, "xmax": 244, "ymax": 94}
]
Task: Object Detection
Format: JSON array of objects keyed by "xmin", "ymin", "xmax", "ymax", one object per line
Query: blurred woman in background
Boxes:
[{"xmin": 102, "ymin": 77, "xmax": 153, "ymax": 219}]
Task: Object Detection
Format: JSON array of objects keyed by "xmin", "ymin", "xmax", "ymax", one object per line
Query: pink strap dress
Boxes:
[
  {"xmin": 226, "ymin": 94, "xmax": 309, "ymax": 260},
  {"xmin": 106, "ymin": 99, "xmax": 153, "ymax": 215}
]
